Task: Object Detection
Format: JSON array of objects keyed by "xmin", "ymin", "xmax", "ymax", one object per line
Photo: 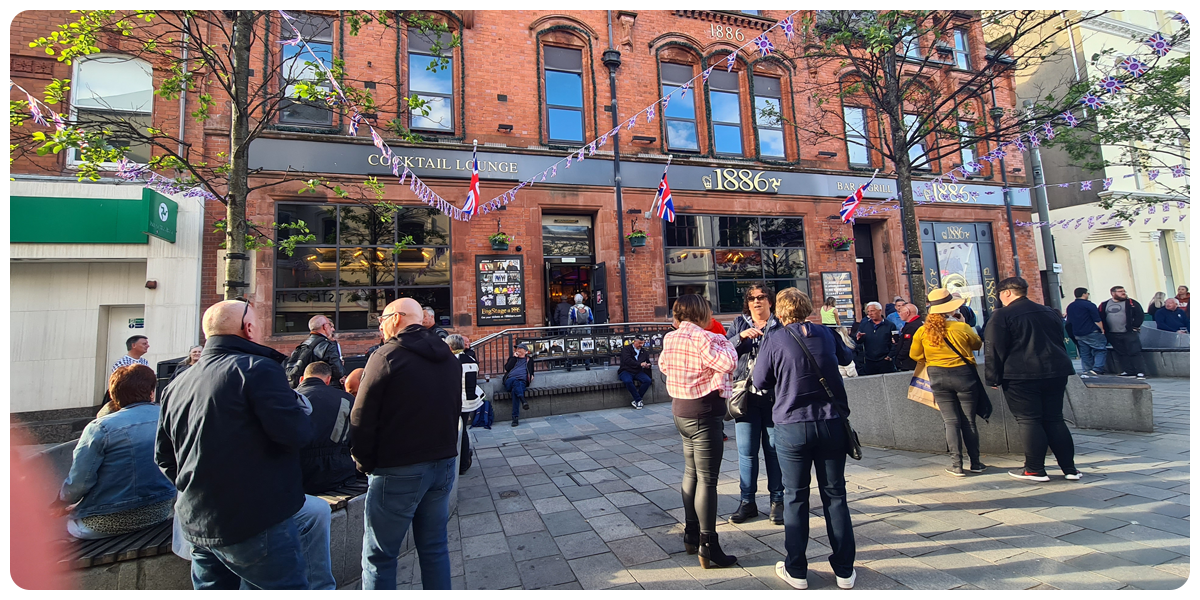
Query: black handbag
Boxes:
[
  {"xmin": 944, "ymin": 337, "xmax": 993, "ymax": 422},
  {"xmin": 783, "ymin": 325, "xmax": 862, "ymax": 460},
  {"xmin": 725, "ymin": 353, "xmax": 756, "ymax": 421}
]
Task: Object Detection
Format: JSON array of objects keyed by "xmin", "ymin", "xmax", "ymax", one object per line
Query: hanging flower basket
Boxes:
[
  {"xmin": 828, "ymin": 235, "xmax": 854, "ymax": 251},
  {"xmin": 489, "ymin": 232, "xmax": 512, "ymax": 251},
  {"xmin": 626, "ymin": 231, "xmax": 647, "ymax": 248}
]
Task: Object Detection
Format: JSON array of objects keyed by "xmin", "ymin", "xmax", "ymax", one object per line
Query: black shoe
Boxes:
[
  {"xmin": 522, "ymin": 401, "xmax": 530, "ymax": 410},
  {"xmin": 1119, "ymin": 372, "xmax": 1134, "ymax": 378},
  {"xmin": 1008, "ymin": 468, "xmax": 1050, "ymax": 482},
  {"xmin": 698, "ymin": 532, "xmax": 737, "ymax": 569},
  {"xmin": 683, "ymin": 521, "xmax": 700, "ymax": 555},
  {"xmin": 769, "ymin": 501, "xmax": 784, "ymax": 525},
  {"xmin": 511, "ymin": 419, "xmax": 519, "ymax": 427},
  {"xmin": 729, "ymin": 500, "xmax": 758, "ymax": 524},
  {"xmin": 945, "ymin": 465, "xmax": 966, "ymax": 477},
  {"xmin": 967, "ymin": 462, "xmax": 987, "ymax": 473}
]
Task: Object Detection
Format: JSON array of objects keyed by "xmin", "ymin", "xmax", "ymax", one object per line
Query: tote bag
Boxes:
[{"xmin": 907, "ymin": 361, "xmax": 937, "ymax": 409}]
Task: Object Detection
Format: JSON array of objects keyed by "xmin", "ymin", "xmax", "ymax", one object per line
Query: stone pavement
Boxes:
[{"xmin": 396, "ymin": 377, "xmax": 1189, "ymax": 590}]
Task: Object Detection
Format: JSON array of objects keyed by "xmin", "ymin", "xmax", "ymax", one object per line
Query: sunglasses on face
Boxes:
[{"xmin": 749, "ymin": 295, "xmax": 768, "ymax": 302}]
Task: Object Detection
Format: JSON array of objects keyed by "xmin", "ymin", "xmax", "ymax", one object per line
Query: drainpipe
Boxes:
[
  {"xmin": 1024, "ymin": 100, "xmax": 1063, "ymax": 311},
  {"xmin": 604, "ymin": 11, "xmax": 631, "ymax": 324},
  {"xmin": 178, "ymin": 16, "xmax": 204, "ymax": 343}
]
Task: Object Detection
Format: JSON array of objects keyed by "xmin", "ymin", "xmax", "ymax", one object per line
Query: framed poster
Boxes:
[
  {"xmin": 821, "ymin": 271, "xmax": 856, "ymax": 324},
  {"xmin": 476, "ymin": 255, "xmax": 526, "ymax": 325}
]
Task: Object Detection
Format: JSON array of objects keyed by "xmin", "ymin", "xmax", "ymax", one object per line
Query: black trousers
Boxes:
[
  {"xmin": 459, "ymin": 413, "xmax": 472, "ymax": 472},
  {"xmin": 1001, "ymin": 377, "xmax": 1076, "ymax": 475},
  {"xmin": 1105, "ymin": 331, "xmax": 1146, "ymax": 374},
  {"xmin": 673, "ymin": 414, "xmax": 725, "ymax": 534},
  {"xmin": 861, "ymin": 358, "xmax": 896, "ymax": 376},
  {"xmin": 928, "ymin": 365, "xmax": 981, "ymax": 467}
]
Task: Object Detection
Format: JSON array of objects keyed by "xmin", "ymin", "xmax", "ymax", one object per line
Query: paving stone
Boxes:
[
  {"xmin": 864, "ymin": 554, "xmax": 970, "ymax": 589},
  {"xmin": 593, "ymin": 479, "xmax": 634, "ymax": 493},
  {"xmin": 605, "ymin": 491, "xmax": 650, "ymax": 507},
  {"xmin": 606, "ymin": 535, "xmax": 671, "ymax": 566},
  {"xmin": 459, "ymin": 511, "xmax": 502, "ymax": 536},
  {"xmin": 523, "ymin": 482, "xmax": 563, "ymax": 501},
  {"xmin": 517, "ymin": 555, "xmax": 577, "ymax": 589},
  {"xmin": 541, "ymin": 509, "xmax": 592, "ymax": 537},
  {"xmin": 1104, "ymin": 523, "xmax": 1189, "ymax": 556},
  {"xmin": 668, "ymin": 551, "xmax": 750, "ymax": 586},
  {"xmin": 494, "ymin": 493, "xmax": 536, "ymax": 515},
  {"xmin": 533, "ymin": 495, "xmax": 574, "ymax": 515},
  {"xmin": 926, "ymin": 528, "xmax": 1025, "ymax": 562},
  {"xmin": 642, "ymin": 488, "xmax": 685, "ymax": 511},
  {"xmin": 461, "ymin": 532, "xmax": 512, "ymax": 560},
  {"xmin": 914, "ymin": 547, "xmax": 1043, "ymax": 590},
  {"xmin": 457, "ymin": 495, "xmax": 496, "ymax": 516},
  {"xmin": 561, "ymin": 485, "xmax": 601, "ymax": 502},
  {"xmin": 464, "ymin": 552, "xmax": 521, "ymax": 590},
  {"xmin": 500, "ymin": 510, "xmax": 547, "ymax": 536},
  {"xmin": 573, "ymin": 496, "xmax": 620, "ymax": 518},
  {"xmin": 619, "ymin": 503, "xmax": 677, "ymax": 529},
  {"xmin": 568, "ymin": 552, "xmax": 638, "ymax": 590},
  {"xmin": 1055, "ymin": 529, "xmax": 1182, "ymax": 566},
  {"xmin": 626, "ymin": 474, "xmax": 669, "ymax": 492},
  {"xmin": 626, "ymin": 558, "xmax": 704, "ymax": 589},
  {"xmin": 458, "ymin": 484, "xmax": 491, "ymax": 500},
  {"xmin": 544, "ymin": 581, "xmax": 583, "ymax": 590},
  {"xmin": 516, "ymin": 470, "xmax": 552, "ymax": 484},
  {"xmin": 507, "ymin": 530, "xmax": 561, "ymax": 562}
]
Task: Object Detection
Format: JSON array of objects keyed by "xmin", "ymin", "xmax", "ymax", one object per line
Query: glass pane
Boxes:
[
  {"xmin": 847, "ymin": 139, "xmax": 869, "ymax": 165},
  {"xmin": 548, "ymin": 108, "xmax": 583, "ymax": 142},
  {"xmin": 396, "ymin": 247, "xmax": 450, "ymax": 286},
  {"xmin": 336, "ymin": 289, "xmax": 393, "ymax": 332},
  {"xmin": 662, "ymin": 86, "xmax": 696, "ymax": 119},
  {"xmin": 759, "ymin": 128, "xmax": 784, "ymax": 158},
  {"xmin": 408, "ymin": 53, "xmax": 453, "ymax": 95},
  {"xmin": 715, "ymin": 249, "xmax": 762, "ymax": 279},
  {"xmin": 274, "ymin": 289, "xmax": 337, "ymax": 333},
  {"xmin": 276, "ymin": 247, "xmax": 338, "ymax": 288},
  {"xmin": 279, "ymin": 97, "xmax": 333, "ymax": 125},
  {"xmin": 709, "ymin": 70, "xmax": 738, "ymax": 92},
  {"xmin": 762, "ymin": 249, "xmax": 806, "ymax": 278},
  {"xmin": 954, "ymin": 30, "xmax": 970, "ymax": 69},
  {"xmin": 660, "ymin": 63, "xmax": 694, "ymax": 85},
  {"xmin": 962, "ymin": 146, "xmax": 976, "ymax": 169},
  {"xmin": 409, "ymin": 30, "xmax": 453, "ymax": 54},
  {"xmin": 282, "ymin": 43, "xmax": 332, "ymax": 83},
  {"xmin": 936, "ymin": 242, "xmax": 984, "ymax": 317},
  {"xmin": 411, "ymin": 94, "xmax": 453, "ymax": 131},
  {"xmin": 339, "ymin": 205, "xmax": 393, "ymax": 246},
  {"xmin": 338, "ymin": 248, "xmax": 396, "ymax": 286},
  {"xmin": 716, "ymin": 217, "xmax": 759, "ymax": 247},
  {"xmin": 667, "ymin": 281, "xmax": 714, "ymax": 312},
  {"xmin": 843, "ymin": 107, "xmax": 866, "ymax": 136},
  {"xmin": 545, "ymin": 71, "xmax": 583, "ymax": 107},
  {"xmin": 717, "ymin": 280, "xmax": 764, "ymax": 314},
  {"xmin": 292, "ymin": 13, "xmax": 333, "ymax": 42},
  {"xmin": 754, "ymin": 97, "xmax": 780, "ymax": 127},
  {"xmin": 753, "ymin": 76, "xmax": 781, "ymax": 98},
  {"xmin": 74, "ymin": 109, "xmax": 153, "ymax": 163},
  {"xmin": 396, "ymin": 287, "xmax": 452, "ymax": 327},
  {"xmin": 665, "ymin": 249, "xmax": 714, "ymax": 281},
  {"xmin": 544, "ymin": 46, "xmax": 582, "ymax": 71},
  {"xmin": 714, "ymin": 124, "xmax": 743, "ymax": 155},
  {"xmin": 74, "ymin": 57, "xmax": 154, "ymax": 112},
  {"xmin": 664, "ymin": 215, "xmax": 713, "ymax": 247},
  {"xmin": 278, "ymin": 203, "xmax": 337, "ymax": 245},
  {"xmin": 710, "ymin": 91, "xmax": 741, "ymax": 124},
  {"xmin": 396, "ymin": 207, "xmax": 450, "ymax": 246},
  {"xmin": 767, "ymin": 279, "xmax": 806, "ymax": 296},
  {"xmin": 760, "ymin": 218, "xmax": 805, "ymax": 247},
  {"xmin": 905, "ymin": 115, "xmax": 926, "ymax": 166},
  {"xmin": 666, "ymin": 120, "xmax": 699, "ymax": 151},
  {"xmin": 543, "ymin": 224, "xmax": 592, "ymax": 256}
]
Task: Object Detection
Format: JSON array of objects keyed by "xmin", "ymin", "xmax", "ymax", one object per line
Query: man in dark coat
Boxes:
[
  {"xmin": 295, "ymin": 361, "xmax": 358, "ymax": 495},
  {"xmin": 284, "ymin": 315, "xmax": 345, "ymax": 389},
  {"xmin": 857, "ymin": 302, "xmax": 897, "ymax": 375},
  {"xmin": 554, "ymin": 295, "xmax": 573, "ymax": 327},
  {"xmin": 618, "ymin": 335, "xmax": 653, "ymax": 409},
  {"xmin": 350, "ymin": 297, "xmax": 461, "ymax": 590},
  {"xmin": 889, "ymin": 304, "xmax": 924, "ymax": 371},
  {"xmin": 1098, "ymin": 285, "xmax": 1147, "ymax": 378},
  {"xmin": 157, "ymin": 300, "xmax": 334, "ymax": 589},
  {"xmin": 1154, "ymin": 298, "xmax": 1189, "ymax": 332},
  {"xmin": 503, "ymin": 344, "xmax": 535, "ymax": 426},
  {"xmin": 984, "ymin": 277, "xmax": 1080, "ymax": 483}
]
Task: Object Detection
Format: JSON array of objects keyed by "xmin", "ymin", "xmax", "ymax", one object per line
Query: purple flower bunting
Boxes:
[
  {"xmin": 1099, "ymin": 76, "xmax": 1125, "ymax": 94},
  {"xmin": 755, "ymin": 34, "xmax": 775, "ymax": 57},
  {"xmin": 1172, "ymin": 164, "xmax": 1186, "ymax": 178},
  {"xmin": 780, "ymin": 16, "xmax": 795, "ymax": 41},
  {"xmin": 1062, "ymin": 111, "xmax": 1078, "ymax": 127},
  {"xmin": 1121, "ymin": 56, "xmax": 1148, "ymax": 77},
  {"xmin": 1080, "ymin": 93, "xmax": 1104, "ymax": 110},
  {"xmin": 1145, "ymin": 32, "xmax": 1172, "ymax": 56}
]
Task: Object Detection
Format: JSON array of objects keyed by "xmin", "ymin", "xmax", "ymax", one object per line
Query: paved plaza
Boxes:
[{"xmin": 399, "ymin": 378, "xmax": 1189, "ymax": 590}]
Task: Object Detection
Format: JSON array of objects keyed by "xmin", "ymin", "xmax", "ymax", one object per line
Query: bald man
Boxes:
[
  {"xmin": 344, "ymin": 368, "xmax": 365, "ymax": 396},
  {"xmin": 351, "ymin": 297, "xmax": 462, "ymax": 590},
  {"xmin": 156, "ymin": 300, "xmax": 334, "ymax": 590}
]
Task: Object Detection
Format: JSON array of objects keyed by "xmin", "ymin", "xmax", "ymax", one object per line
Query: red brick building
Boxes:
[{"xmin": 11, "ymin": 10, "xmax": 1040, "ymax": 360}]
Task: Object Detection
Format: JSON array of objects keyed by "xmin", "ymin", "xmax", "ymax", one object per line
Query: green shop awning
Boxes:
[{"xmin": 11, "ymin": 188, "xmax": 177, "ymax": 244}]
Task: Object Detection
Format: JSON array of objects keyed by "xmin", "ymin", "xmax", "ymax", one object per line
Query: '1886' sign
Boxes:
[{"xmin": 702, "ymin": 168, "xmax": 781, "ymax": 193}]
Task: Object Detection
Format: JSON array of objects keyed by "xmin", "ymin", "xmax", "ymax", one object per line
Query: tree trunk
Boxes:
[
  {"xmin": 881, "ymin": 52, "xmax": 928, "ymax": 316},
  {"xmin": 224, "ymin": 10, "xmax": 254, "ymax": 300}
]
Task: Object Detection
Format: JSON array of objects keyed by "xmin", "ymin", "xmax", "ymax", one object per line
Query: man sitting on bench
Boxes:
[
  {"xmin": 295, "ymin": 361, "xmax": 359, "ymax": 494},
  {"xmin": 619, "ymin": 335, "xmax": 653, "ymax": 410}
]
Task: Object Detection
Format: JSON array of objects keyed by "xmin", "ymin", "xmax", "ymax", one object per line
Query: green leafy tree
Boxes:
[{"xmin": 14, "ymin": 10, "xmax": 458, "ymax": 299}]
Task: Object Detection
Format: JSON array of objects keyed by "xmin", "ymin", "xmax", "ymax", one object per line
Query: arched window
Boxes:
[
  {"xmin": 544, "ymin": 45, "xmax": 585, "ymax": 143},
  {"xmin": 70, "ymin": 54, "xmax": 154, "ymax": 164},
  {"xmin": 708, "ymin": 67, "xmax": 744, "ymax": 156},
  {"xmin": 660, "ymin": 62, "xmax": 700, "ymax": 151}
]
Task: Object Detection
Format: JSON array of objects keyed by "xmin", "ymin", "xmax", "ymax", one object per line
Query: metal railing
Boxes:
[{"xmin": 470, "ymin": 322, "xmax": 675, "ymax": 379}]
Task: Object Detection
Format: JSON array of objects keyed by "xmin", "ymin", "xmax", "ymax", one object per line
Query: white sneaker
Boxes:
[
  {"xmin": 775, "ymin": 562, "xmax": 808, "ymax": 589},
  {"xmin": 1136, "ymin": 373, "xmax": 1146, "ymax": 380},
  {"xmin": 1079, "ymin": 372, "xmax": 1092, "ymax": 379},
  {"xmin": 1064, "ymin": 471, "xmax": 1083, "ymax": 481},
  {"xmin": 836, "ymin": 569, "xmax": 857, "ymax": 590}
]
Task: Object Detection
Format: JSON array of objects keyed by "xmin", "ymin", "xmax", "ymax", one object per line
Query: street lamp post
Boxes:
[{"xmin": 604, "ymin": 12, "xmax": 631, "ymax": 324}]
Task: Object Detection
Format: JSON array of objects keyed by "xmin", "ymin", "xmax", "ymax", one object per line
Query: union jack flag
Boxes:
[
  {"xmin": 1079, "ymin": 93, "xmax": 1104, "ymax": 110},
  {"xmin": 1172, "ymin": 164, "xmax": 1186, "ymax": 178},
  {"xmin": 627, "ymin": 116, "xmax": 637, "ymax": 131},
  {"xmin": 754, "ymin": 34, "xmax": 775, "ymax": 57},
  {"xmin": 1172, "ymin": 12, "xmax": 1188, "ymax": 24},
  {"xmin": 1103, "ymin": 177, "xmax": 1113, "ymax": 190},
  {"xmin": 680, "ymin": 81, "xmax": 691, "ymax": 98},
  {"xmin": 1099, "ymin": 76, "xmax": 1125, "ymax": 94},
  {"xmin": 1145, "ymin": 32, "xmax": 1171, "ymax": 56},
  {"xmin": 1062, "ymin": 111, "xmax": 1078, "ymax": 127},
  {"xmin": 726, "ymin": 54, "xmax": 737, "ymax": 72},
  {"xmin": 702, "ymin": 67, "xmax": 714, "ymax": 83},
  {"xmin": 26, "ymin": 94, "xmax": 47, "ymax": 127},
  {"xmin": 653, "ymin": 172, "xmax": 675, "ymax": 223},
  {"xmin": 780, "ymin": 16, "xmax": 795, "ymax": 41},
  {"xmin": 1121, "ymin": 56, "xmax": 1148, "ymax": 77},
  {"xmin": 371, "ymin": 129, "xmax": 386, "ymax": 153},
  {"xmin": 1080, "ymin": 180, "xmax": 1092, "ymax": 191},
  {"xmin": 348, "ymin": 113, "xmax": 361, "ymax": 136},
  {"xmin": 1014, "ymin": 138, "xmax": 1027, "ymax": 152},
  {"xmin": 839, "ymin": 173, "xmax": 877, "ymax": 223},
  {"xmin": 1043, "ymin": 122, "xmax": 1055, "ymax": 139},
  {"xmin": 647, "ymin": 105, "xmax": 655, "ymax": 122},
  {"xmin": 1149, "ymin": 169, "xmax": 1160, "ymax": 181}
]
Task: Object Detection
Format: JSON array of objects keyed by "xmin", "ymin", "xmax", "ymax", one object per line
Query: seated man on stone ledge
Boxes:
[
  {"xmin": 295, "ymin": 361, "xmax": 359, "ymax": 494},
  {"xmin": 618, "ymin": 335, "xmax": 653, "ymax": 409}
]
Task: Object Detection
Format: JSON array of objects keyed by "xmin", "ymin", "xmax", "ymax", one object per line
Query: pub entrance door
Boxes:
[{"xmin": 542, "ymin": 214, "xmax": 599, "ymax": 326}]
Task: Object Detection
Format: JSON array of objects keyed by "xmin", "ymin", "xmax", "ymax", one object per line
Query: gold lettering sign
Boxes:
[
  {"xmin": 366, "ymin": 153, "xmax": 518, "ymax": 175},
  {"xmin": 702, "ymin": 168, "xmax": 781, "ymax": 193},
  {"xmin": 940, "ymin": 225, "xmax": 972, "ymax": 240},
  {"xmin": 835, "ymin": 181, "xmax": 894, "ymax": 194},
  {"xmin": 709, "ymin": 24, "xmax": 746, "ymax": 42},
  {"xmin": 924, "ymin": 182, "xmax": 973, "ymax": 203}
]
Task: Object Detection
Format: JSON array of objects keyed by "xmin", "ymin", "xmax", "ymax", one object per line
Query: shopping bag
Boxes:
[{"xmin": 907, "ymin": 362, "xmax": 937, "ymax": 409}]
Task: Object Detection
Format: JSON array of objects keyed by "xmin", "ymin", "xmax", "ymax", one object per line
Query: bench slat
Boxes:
[
  {"xmin": 77, "ymin": 532, "xmax": 138, "ymax": 568},
  {"xmin": 144, "ymin": 521, "xmax": 176, "ymax": 558},
  {"xmin": 115, "ymin": 520, "xmax": 172, "ymax": 562}
]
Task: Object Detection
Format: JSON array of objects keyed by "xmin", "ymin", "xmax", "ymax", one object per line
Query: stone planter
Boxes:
[{"xmin": 490, "ymin": 241, "xmax": 509, "ymax": 251}]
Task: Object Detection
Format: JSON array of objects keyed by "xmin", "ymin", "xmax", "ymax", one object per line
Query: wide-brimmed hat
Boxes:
[{"xmin": 926, "ymin": 288, "xmax": 966, "ymax": 314}]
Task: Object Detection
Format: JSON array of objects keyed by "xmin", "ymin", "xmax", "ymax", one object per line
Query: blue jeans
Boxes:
[
  {"xmin": 734, "ymin": 399, "xmax": 783, "ymax": 504},
  {"xmin": 1075, "ymin": 332, "xmax": 1108, "ymax": 373},
  {"xmin": 619, "ymin": 371, "xmax": 652, "ymax": 403},
  {"xmin": 362, "ymin": 458, "xmax": 456, "ymax": 590},
  {"xmin": 190, "ymin": 494, "xmax": 334, "ymax": 590},
  {"xmin": 775, "ymin": 420, "xmax": 856, "ymax": 580},
  {"xmin": 505, "ymin": 378, "xmax": 527, "ymax": 420}
]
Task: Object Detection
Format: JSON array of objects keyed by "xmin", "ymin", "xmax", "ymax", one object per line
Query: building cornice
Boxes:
[{"xmin": 1079, "ymin": 12, "xmax": 1190, "ymax": 53}]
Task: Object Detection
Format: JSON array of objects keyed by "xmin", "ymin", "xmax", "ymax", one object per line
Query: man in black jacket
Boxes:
[
  {"xmin": 157, "ymin": 300, "xmax": 334, "ymax": 589},
  {"xmin": 618, "ymin": 335, "xmax": 653, "ymax": 409},
  {"xmin": 554, "ymin": 295, "xmax": 573, "ymax": 327},
  {"xmin": 984, "ymin": 277, "xmax": 1081, "ymax": 483},
  {"xmin": 295, "ymin": 361, "xmax": 358, "ymax": 494},
  {"xmin": 1098, "ymin": 286, "xmax": 1147, "ymax": 378},
  {"xmin": 350, "ymin": 297, "xmax": 461, "ymax": 590},
  {"xmin": 857, "ymin": 302, "xmax": 897, "ymax": 375},
  {"xmin": 889, "ymin": 304, "xmax": 924, "ymax": 371},
  {"xmin": 503, "ymin": 344, "xmax": 535, "ymax": 426},
  {"xmin": 285, "ymin": 315, "xmax": 345, "ymax": 389}
]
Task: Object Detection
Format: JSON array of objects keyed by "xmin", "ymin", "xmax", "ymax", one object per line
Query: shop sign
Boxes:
[
  {"xmin": 366, "ymin": 153, "xmax": 519, "ymax": 175},
  {"xmin": 821, "ymin": 271, "xmax": 856, "ymax": 323},
  {"xmin": 708, "ymin": 23, "xmax": 748, "ymax": 41},
  {"xmin": 145, "ymin": 189, "xmax": 177, "ymax": 243},
  {"xmin": 476, "ymin": 255, "xmax": 526, "ymax": 326},
  {"xmin": 702, "ymin": 168, "xmax": 781, "ymax": 193},
  {"xmin": 935, "ymin": 223, "xmax": 975, "ymax": 242}
]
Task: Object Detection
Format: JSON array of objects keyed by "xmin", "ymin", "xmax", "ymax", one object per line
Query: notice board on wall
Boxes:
[
  {"xmin": 821, "ymin": 271, "xmax": 856, "ymax": 323},
  {"xmin": 476, "ymin": 255, "xmax": 526, "ymax": 326}
]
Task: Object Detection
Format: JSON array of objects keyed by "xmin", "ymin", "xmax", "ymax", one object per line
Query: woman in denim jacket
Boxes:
[{"xmin": 56, "ymin": 365, "xmax": 176, "ymax": 539}]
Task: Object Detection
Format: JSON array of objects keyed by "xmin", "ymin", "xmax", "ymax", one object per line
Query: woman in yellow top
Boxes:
[
  {"xmin": 910, "ymin": 288, "xmax": 985, "ymax": 477},
  {"xmin": 820, "ymin": 297, "xmax": 839, "ymax": 325}
]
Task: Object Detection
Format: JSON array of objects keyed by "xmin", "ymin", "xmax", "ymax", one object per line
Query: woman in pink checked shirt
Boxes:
[{"xmin": 658, "ymin": 294, "xmax": 739, "ymax": 569}]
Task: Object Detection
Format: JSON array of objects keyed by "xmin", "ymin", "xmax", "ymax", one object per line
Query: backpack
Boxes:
[
  {"xmin": 284, "ymin": 339, "xmax": 317, "ymax": 388},
  {"xmin": 471, "ymin": 399, "xmax": 494, "ymax": 430}
]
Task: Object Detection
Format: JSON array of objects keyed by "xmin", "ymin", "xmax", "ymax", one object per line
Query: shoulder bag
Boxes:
[
  {"xmin": 783, "ymin": 324, "xmax": 862, "ymax": 460},
  {"xmin": 944, "ymin": 335, "xmax": 993, "ymax": 421},
  {"xmin": 725, "ymin": 319, "xmax": 758, "ymax": 421}
]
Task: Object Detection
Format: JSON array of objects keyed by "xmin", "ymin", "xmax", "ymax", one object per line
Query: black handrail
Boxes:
[{"xmin": 469, "ymin": 322, "xmax": 675, "ymax": 378}]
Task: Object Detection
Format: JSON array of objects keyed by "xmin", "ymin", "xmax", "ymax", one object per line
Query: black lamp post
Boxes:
[{"xmin": 604, "ymin": 12, "xmax": 631, "ymax": 324}]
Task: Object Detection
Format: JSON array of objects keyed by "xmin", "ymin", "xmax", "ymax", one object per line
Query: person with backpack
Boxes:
[
  {"xmin": 568, "ymin": 294, "xmax": 594, "ymax": 327},
  {"xmin": 446, "ymin": 334, "xmax": 482, "ymax": 474},
  {"xmin": 285, "ymin": 315, "xmax": 345, "ymax": 389}
]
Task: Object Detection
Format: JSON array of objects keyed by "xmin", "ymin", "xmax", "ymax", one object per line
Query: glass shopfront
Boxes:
[
  {"xmin": 664, "ymin": 214, "xmax": 808, "ymax": 313},
  {"xmin": 920, "ymin": 222, "xmax": 999, "ymax": 320}
]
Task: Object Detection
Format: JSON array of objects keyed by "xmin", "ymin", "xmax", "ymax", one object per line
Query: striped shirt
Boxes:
[
  {"xmin": 658, "ymin": 320, "xmax": 738, "ymax": 400},
  {"xmin": 110, "ymin": 355, "xmax": 150, "ymax": 375}
]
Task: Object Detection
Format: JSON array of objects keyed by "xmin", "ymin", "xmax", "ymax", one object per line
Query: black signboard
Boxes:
[
  {"xmin": 821, "ymin": 271, "xmax": 856, "ymax": 324},
  {"xmin": 476, "ymin": 255, "xmax": 526, "ymax": 325}
]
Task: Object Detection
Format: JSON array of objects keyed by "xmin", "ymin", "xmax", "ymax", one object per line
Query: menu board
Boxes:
[
  {"xmin": 821, "ymin": 271, "xmax": 856, "ymax": 324},
  {"xmin": 476, "ymin": 255, "xmax": 526, "ymax": 325}
]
